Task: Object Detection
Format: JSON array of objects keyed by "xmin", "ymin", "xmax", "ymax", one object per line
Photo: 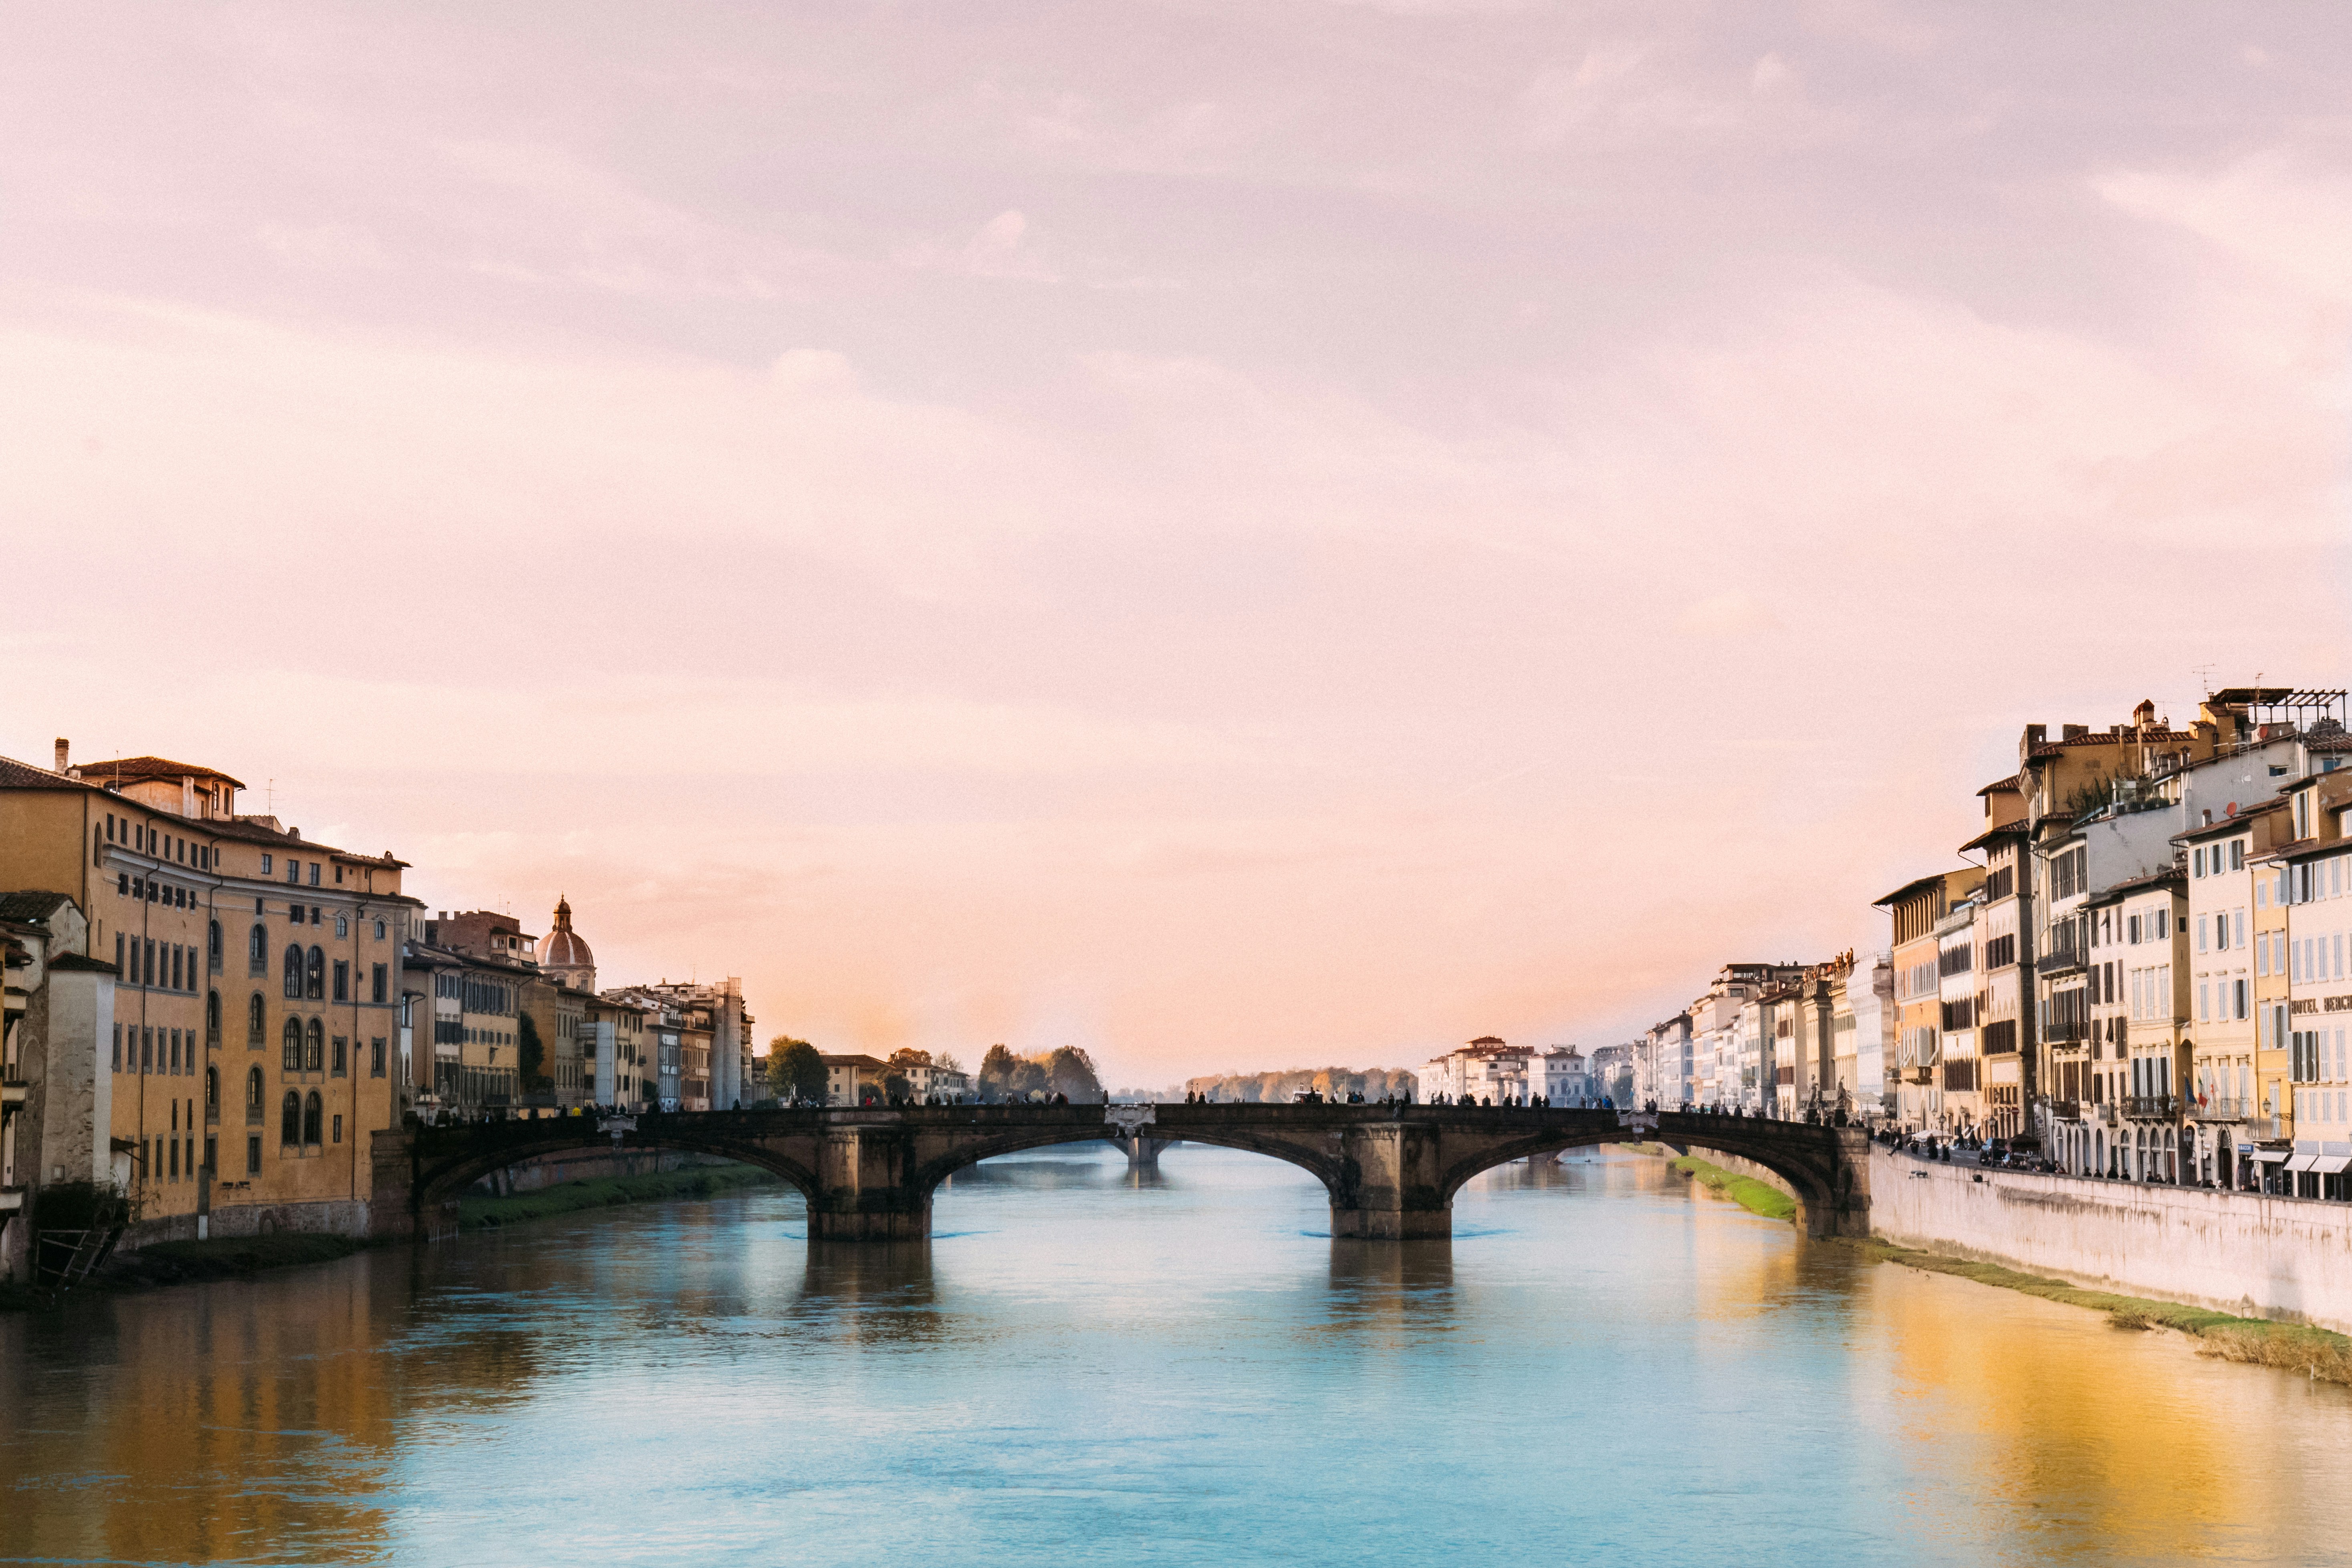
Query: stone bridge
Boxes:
[{"xmin": 371, "ymin": 1104, "xmax": 1871, "ymax": 1243}]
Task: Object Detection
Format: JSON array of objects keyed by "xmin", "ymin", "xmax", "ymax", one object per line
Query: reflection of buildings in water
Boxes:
[
  {"xmin": 1, "ymin": 1255, "xmax": 406, "ymax": 1564},
  {"xmin": 1853, "ymin": 1260, "xmax": 2323, "ymax": 1564}
]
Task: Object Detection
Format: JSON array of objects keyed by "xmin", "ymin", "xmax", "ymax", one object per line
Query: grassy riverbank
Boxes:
[
  {"xmin": 1845, "ymin": 1237, "xmax": 2352, "ymax": 1385},
  {"xmin": 1654, "ymin": 1147, "xmax": 2352, "ymax": 1383},
  {"xmin": 1669, "ymin": 1154, "xmax": 1798, "ymax": 1222},
  {"xmin": 459, "ymin": 1162, "xmax": 780, "ymax": 1230}
]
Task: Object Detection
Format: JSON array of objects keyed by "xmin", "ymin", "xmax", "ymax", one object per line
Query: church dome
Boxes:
[{"xmin": 543, "ymin": 896, "xmax": 594, "ymax": 975}]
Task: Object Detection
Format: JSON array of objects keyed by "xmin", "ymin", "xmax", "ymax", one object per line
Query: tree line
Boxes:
[
  {"xmin": 1181, "ymin": 1067, "xmax": 1418, "ymax": 1103},
  {"xmin": 760, "ymin": 1038, "xmax": 1101, "ymax": 1105}
]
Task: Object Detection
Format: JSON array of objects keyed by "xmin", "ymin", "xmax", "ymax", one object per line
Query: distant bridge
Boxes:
[{"xmin": 371, "ymin": 1104, "xmax": 1871, "ymax": 1243}]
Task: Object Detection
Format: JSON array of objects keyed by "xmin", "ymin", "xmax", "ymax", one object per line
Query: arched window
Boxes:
[
  {"xmin": 247, "ymin": 1066, "xmax": 264, "ymax": 1109},
  {"xmin": 206, "ymin": 989, "xmax": 220, "ymax": 1043},
  {"xmin": 306, "ymin": 946, "xmax": 324, "ymax": 1001},
  {"xmin": 249, "ymin": 924, "xmax": 267, "ymax": 975},
  {"xmin": 306, "ymin": 1018, "xmax": 324, "ymax": 1073},
  {"xmin": 335, "ymin": 913, "xmax": 348, "ymax": 939},
  {"xmin": 248, "ymin": 992, "xmax": 265, "ymax": 1047},
  {"xmin": 205, "ymin": 1065, "xmax": 219, "ymax": 1111},
  {"xmin": 207, "ymin": 920, "xmax": 222, "ymax": 970},
  {"xmin": 282, "ymin": 1018, "xmax": 303, "ymax": 1072},
  {"xmin": 283, "ymin": 944, "xmax": 303, "ymax": 999},
  {"xmin": 303, "ymin": 1091, "xmax": 322, "ymax": 1146},
  {"xmin": 281, "ymin": 1091, "xmax": 301, "ymax": 1146}
]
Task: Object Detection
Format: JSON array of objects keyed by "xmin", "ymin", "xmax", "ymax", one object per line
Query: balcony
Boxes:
[
  {"xmin": 2048, "ymin": 1099, "xmax": 2081, "ymax": 1122},
  {"xmin": 2191, "ymin": 1097, "xmax": 2251, "ymax": 1123},
  {"xmin": 2044, "ymin": 1021, "xmax": 2088, "ymax": 1045},
  {"xmin": 2125, "ymin": 1095, "xmax": 2179, "ymax": 1121}
]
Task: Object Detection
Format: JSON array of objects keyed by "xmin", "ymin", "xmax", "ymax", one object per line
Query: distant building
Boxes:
[
  {"xmin": 1421, "ymin": 1037, "xmax": 1528, "ymax": 1103},
  {"xmin": 822, "ymin": 1053, "xmax": 889, "ymax": 1107},
  {"xmin": 1531, "ymin": 1046, "xmax": 1592, "ymax": 1103}
]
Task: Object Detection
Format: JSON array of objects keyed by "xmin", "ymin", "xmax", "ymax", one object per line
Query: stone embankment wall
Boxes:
[
  {"xmin": 470, "ymin": 1148, "xmax": 722, "ymax": 1196},
  {"xmin": 111, "ymin": 1149, "xmax": 732, "ymax": 1252},
  {"xmin": 1867, "ymin": 1146, "xmax": 2352, "ymax": 1335}
]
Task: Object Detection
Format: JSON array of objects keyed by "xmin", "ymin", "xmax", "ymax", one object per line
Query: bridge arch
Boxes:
[
  {"xmin": 405, "ymin": 1126, "xmax": 822, "ymax": 1237},
  {"xmin": 912, "ymin": 1122, "xmax": 1348, "ymax": 1207},
  {"xmin": 1432, "ymin": 1123, "xmax": 1855, "ymax": 1238}
]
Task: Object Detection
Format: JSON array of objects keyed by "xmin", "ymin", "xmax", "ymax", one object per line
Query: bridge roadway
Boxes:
[{"xmin": 372, "ymin": 1103, "xmax": 1872, "ymax": 1243}]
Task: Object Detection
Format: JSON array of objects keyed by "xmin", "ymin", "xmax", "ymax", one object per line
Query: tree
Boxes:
[
  {"xmin": 1041, "ymin": 1046, "xmax": 1103, "ymax": 1103},
  {"xmin": 767, "ymin": 1038, "xmax": 827, "ymax": 1104},
  {"xmin": 934, "ymin": 1051, "xmax": 964, "ymax": 1075},
  {"xmin": 517, "ymin": 1012, "xmax": 552, "ymax": 1093},
  {"xmin": 882, "ymin": 1071, "xmax": 912, "ymax": 1103},
  {"xmin": 977, "ymin": 1043, "xmax": 1022, "ymax": 1103}
]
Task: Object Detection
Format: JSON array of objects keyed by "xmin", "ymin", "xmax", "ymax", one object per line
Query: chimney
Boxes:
[{"xmin": 53, "ymin": 738, "xmax": 68, "ymax": 773}]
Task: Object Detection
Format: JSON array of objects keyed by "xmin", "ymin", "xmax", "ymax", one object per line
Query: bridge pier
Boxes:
[
  {"xmin": 807, "ymin": 1125, "xmax": 930, "ymax": 1242},
  {"xmin": 1329, "ymin": 1121, "xmax": 1452, "ymax": 1239},
  {"xmin": 1110, "ymin": 1134, "xmax": 1173, "ymax": 1171}
]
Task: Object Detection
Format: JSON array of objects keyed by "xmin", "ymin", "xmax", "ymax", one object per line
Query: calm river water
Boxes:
[{"xmin": 5, "ymin": 1146, "xmax": 2350, "ymax": 1566}]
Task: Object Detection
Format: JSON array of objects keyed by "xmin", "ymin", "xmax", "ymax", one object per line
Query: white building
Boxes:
[
  {"xmin": 1421, "ymin": 1037, "xmax": 1529, "ymax": 1103},
  {"xmin": 1531, "ymin": 1047, "xmax": 1593, "ymax": 1104}
]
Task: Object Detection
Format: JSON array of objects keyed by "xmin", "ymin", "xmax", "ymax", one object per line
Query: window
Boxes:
[
  {"xmin": 283, "ymin": 944, "xmax": 302, "ymax": 998},
  {"xmin": 111, "ymin": 1023, "xmax": 121, "ymax": 1073},
  {"xmin": 249, "ymin": 924, "xmax": 267, "ymax": 975},
  {"xmin": 303, "ymin": 1091, "xmax": 322, "ymax": 1145},
  {"xmin": 286, "ymin": 860, "xmax": 300, "ymax": 885},
  {"xmin": 371, "ymin": 963, "xmax": 387, "ymax": 1004},
  {"xmin": 306, "ymin": 946, "xmax": 324, "ymax": 1001},
  {"xmin": 371, "ymin": 1036, "xmax": 386, "ymax": 1078},
  {"xmin": 208, "ymin": 920, "xmax": 222, "ymax": 971},
  {"xmin": 308, "ymin": 863, "xmax": 320, "ymax": 888},
  {"xmin": 332, "ymin": 1035, "xmax": 346, "ymax": 1076},
  {"xmin": 332, "ymin": 1114, "xmax": 342, "ymax": 1144},
  {"xmin": 281, "ymin": 1091, "xmax": 301, "ymax": 1146},
  {"xmin": 206, "ymin": 989, "xmax": 220, "ymax": 1043},
  {"xmin": 374, "ymin": 919, "xmax": 387, "ymax": 940},
  {"xmin": 282, "ymin": 1018, "xmax": 303, "ymax": 1071},
  {"xmin": 335, "ymin": 913, "xmax": 348, "ymax": 939},
  {"xmin": 333, "ymin": 960, "xmax": 349, "ymax": 1002},
  {"xmin": 306, "ymin": 1018, "xmax": 325, "ymax": 1073},
  {"xmin": 260, "ymin": 853, "xmax": 272, "ymax": 876},
  {"xmin": 205, "ymin": 1065, "xmax": 219, "ymax": 1111},
  {"xmin": 248, "ymin": 1066, "xmax": 264, "ymax": 1109}
]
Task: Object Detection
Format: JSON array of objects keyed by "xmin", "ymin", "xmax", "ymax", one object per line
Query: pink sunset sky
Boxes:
[{"xmin": 4, "ymin": 2, "xmax": 2348, "ymax": 1084}]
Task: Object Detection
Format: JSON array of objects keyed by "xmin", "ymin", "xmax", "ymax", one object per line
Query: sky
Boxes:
[{"xmin": 4, "ymin": 2, "xmax": 2349, "ymax": 1085}]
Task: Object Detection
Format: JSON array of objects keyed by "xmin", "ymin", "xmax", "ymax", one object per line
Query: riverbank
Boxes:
[
  {"xmin": 1669, "ymin": 1154, "xmax": 1796, "ymax": 1221},
  {"xmin": 458, "ymin": 1162, "xmax": 780, "ymax": 1230},
  {"xmin": 1649, "ymin": 1147, "xmax": 2352, "ymax": 1383},
  {"xmin": 1845, "ymin": 1236, "xmax": 2352, "ymax": 1385}
]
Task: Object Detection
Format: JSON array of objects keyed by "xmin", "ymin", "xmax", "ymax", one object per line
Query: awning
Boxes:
[
  {"xmin": 2253, "ymin": 1148, "xmax": 2291, "ymax": 1163},
  {"xmin": 2286, "ymin": 1153, "xmax": 2318, "ymax": 1173},
  {"xmin": 2314, "ymin": 1153, "xmax": 2352, "ymax": 1175}
]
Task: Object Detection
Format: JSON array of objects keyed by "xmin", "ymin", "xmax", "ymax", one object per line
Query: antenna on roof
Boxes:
[{"xmin": 2191, "ymin": 664, "xmax": 2217, "ymax": 698}]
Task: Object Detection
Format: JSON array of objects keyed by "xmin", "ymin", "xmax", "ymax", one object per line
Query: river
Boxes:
[{"xmin": 4, "ymin": 1145, "xmax": 2348, "ymax": 1566}]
